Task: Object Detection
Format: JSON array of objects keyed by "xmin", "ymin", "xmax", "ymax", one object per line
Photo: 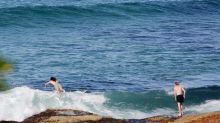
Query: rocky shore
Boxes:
[{"xmin": 1, "ymin": 109, "xmax": 220, "ymax": 123}]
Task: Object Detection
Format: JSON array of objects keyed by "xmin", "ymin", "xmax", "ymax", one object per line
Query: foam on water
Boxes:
[
  {"xmin": 0, "ymin": 86, "xmax": 148, "ymax": 121},
  {"xmin": 1, "ymin": 86, "xmax": 220, "ymax": 121},
  {"xmin": 186, "ymin": 100, "xmax": 220, "ymax": 113}
]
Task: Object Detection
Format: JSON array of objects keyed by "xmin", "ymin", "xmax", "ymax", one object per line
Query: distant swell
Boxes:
[
  {"xmin": 0, "ymin": 0, "xmax": 220, "ymax": 26},
  {"xmin": 105, "ymin": 85, "xmax": 220, "ymax": 112}
]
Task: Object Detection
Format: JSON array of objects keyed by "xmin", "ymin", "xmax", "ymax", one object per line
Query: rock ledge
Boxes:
[{"xmin": 1, "ymin": 109, "xmax": 220, "ymax": 123}]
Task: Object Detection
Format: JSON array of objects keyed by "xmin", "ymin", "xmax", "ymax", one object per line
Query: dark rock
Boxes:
[{"xmin": 1, "ymin": 109, "xmax": 220, "ymax": 123}]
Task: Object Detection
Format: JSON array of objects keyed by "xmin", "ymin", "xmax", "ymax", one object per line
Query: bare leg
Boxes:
[
  {"xmin": 56, "ymin": 91, "xmax": 62, "ymax": 99},
  {"xmin": 180, "ymin": 103, "xmax": 183, "ymax": 116},
  {"xmin": 177, "ymin": 102, "xmax": 181, "ymax": 116}
]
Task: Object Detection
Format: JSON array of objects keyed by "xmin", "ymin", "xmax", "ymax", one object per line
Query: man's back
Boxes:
[
  {"xmin": 174, "ymin": 85, "xmax": 184, "ymax": 95},
  {"xmin": 51, "ymin": 81, "xmax": 63, "ymax": 93},
  {"xmin": 174, "ymin": 81, "xmax": 186, "ymax": 117}
]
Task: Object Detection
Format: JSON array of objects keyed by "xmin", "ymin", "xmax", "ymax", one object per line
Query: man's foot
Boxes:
[{"xmin": 178, "ymin": 113, "xmax": 182, "ymax": 117}]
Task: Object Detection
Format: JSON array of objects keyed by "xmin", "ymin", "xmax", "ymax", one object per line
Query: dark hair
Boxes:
[
  {"xmin": 50, "ymin": 77, "xmax": 57, "ymax": 81},
  {"xmin": 175, "ymin": 81, "xmax": 180, "ymax": 85}
]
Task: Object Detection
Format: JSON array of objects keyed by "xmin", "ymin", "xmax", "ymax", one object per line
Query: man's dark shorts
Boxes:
[{"xmin": 176, "ymin": 95, "xmax": 184, "ymax": 103}]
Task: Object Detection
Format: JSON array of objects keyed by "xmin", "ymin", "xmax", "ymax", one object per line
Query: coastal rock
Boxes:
[
  {"xmin": 145, "ymin": 116, "xmax": 176, "ymax": 123},
  {"xmin": 173, "ymin": 112, "xmax": 220, "ymax": 123},
  {"xmin": 1, "ymin": 109, "xmax": 220, "ymax": 123},
  {"xmin": 145, "ymin": 112, "xmax": 220, "ymax": 123},
  {"xmin": 22, "ymin": 109, "xmax": 128, "ymax": 123}
]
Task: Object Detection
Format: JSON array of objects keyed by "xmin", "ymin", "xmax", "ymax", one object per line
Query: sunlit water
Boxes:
[{"xmin": 0, "ymin": 0, "xmax": 220, "ymax": 121}]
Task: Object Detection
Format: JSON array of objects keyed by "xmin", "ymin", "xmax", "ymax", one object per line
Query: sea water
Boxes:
[{"xmin": 0, "ymin": 0, "xmax": 220, "ymax": 121}]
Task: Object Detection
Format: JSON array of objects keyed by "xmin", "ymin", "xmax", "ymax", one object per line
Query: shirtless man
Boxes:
[
  {"xmin": 45, "ymin": 77, "xmax": 65, "ymax": 98},
  {"xmin": 174, "ymin": 81, "xmax": 186, "ymax": 117}
]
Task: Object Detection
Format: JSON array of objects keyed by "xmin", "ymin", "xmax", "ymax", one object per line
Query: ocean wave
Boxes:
[
  {"xmin": 186, "ymin": 100, "xmax": 220, "ymax": 113},
  {"xmin": 0, "ymin": 0, "xmax": 220, "ymax": 27},
  {"xmin": 0, "ymin": 86, "xmax": 220, "ymax": 121},
  {"xmin": 0, "ymin": 0, "xmax": 218, "ymax": 9},
  {"xmin": 0, "ymin": 86, "xmax": 148, "ymax": 121},
  {"xmin": 1, "ymin": 0, "xmax": 219, "ymax": 14},
  {"xmin": 105, "ymin": 85, "xmax": 220, "ymax": 111}
]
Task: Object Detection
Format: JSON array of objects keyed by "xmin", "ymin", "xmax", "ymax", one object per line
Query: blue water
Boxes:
[{"xmin": 0, "ymin": 0, "xmax": 220, "ymax": 121}]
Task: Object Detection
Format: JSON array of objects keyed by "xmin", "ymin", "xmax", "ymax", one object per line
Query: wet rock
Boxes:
[{"xmin": 1, "ymin": 109, "xmax": 220, "ymax": 123}]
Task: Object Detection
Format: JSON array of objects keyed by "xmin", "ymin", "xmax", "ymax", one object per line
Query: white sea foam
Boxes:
[
  {"xmin": 185, "ymin": 100, "xmax": 220, "ymax": 113},
  {"xmin": 0, "ymin": 86, "xmax": 220, "ymax": 121},
  {"xmin": 144, "ymin": 100, "xmax": 220, "ymax": 117},
  {"xmin": 0, "ymin": 86, "xmax": 148, "ymax": 121}
]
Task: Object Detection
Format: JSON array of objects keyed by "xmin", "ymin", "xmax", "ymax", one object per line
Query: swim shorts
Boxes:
[{"xmin": 176, "ymin": 95, "xmax": 184, "ymax": 103}]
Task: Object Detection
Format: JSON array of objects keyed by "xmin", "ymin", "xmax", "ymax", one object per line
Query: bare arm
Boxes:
[
  {"xmin": 174, "ymin": 87, "xmax": 177, "ymax": 100},
  {"xmin": 45, "ymin": 81, "xmax": 51, "ymax": 87},
  {"xmin": 182, "ymin": 87, "xmax": 186, "ymax": 98}
]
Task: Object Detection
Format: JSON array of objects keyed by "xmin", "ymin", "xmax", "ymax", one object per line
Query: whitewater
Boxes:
[
  {"xmin": 1, "ymin": 86, "xmax": 220, "ymax": 121},
  {"xmin": 0, "ymin": 0, "xmax": 220, "ymax": 122}
]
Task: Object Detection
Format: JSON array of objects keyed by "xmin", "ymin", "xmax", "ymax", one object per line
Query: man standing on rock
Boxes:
[{"xmin": 174, "ymin": 81, "xmax": 186, "ymax": 117}]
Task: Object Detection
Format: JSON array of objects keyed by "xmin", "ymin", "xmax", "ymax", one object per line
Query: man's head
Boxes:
[
  {"xmin": 50, "ymin": 77, "xmax": 57, "ymax": 82},
  {"xmin": 175, "ymin": 81, "xmax": 180, "ymax": 85}
]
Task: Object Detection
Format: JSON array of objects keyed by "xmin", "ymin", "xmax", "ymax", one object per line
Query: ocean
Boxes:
[{"xmin": 0, "ymin": 0, "xmax": 220, "ymax": 121}]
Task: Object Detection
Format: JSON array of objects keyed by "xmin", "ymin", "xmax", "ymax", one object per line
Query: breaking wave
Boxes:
[{"xmin": 0, "ymin": 86, "xmax": 220, "ymax": 121}]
